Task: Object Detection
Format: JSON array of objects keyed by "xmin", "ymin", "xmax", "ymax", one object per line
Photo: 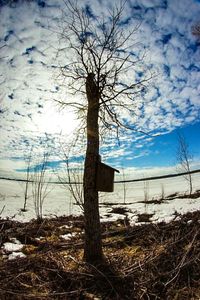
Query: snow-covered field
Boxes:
[{"xmin": 0, "ymin": 173, "xmax": 200, "ymax": 224}]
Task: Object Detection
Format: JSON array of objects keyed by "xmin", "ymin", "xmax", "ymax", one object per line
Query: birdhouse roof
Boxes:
[{"xmin": 98, "ymin": 162, "xmax": 120, "ymax": 173}]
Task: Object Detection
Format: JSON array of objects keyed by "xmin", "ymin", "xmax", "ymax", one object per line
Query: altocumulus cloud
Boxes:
[{"xmin": 0, "ymin": 0, "xmax": 200, "ymax": 176}]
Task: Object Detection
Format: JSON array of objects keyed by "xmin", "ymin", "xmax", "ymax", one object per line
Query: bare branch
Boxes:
[
  {"xmin": 192, "ymin": 23, "xmax": 200, "ymax": 37},
  {"xmin": 55, "ymin": 0, "xmax": 153, "ymax": 138}
]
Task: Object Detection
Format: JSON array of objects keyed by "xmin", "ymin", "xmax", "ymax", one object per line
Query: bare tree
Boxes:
[
  {"xmin": 20, "ymin": 147, "xmax": 33, "ymax": 212},
  {"xmin": 143, "ymin": 180, "xmax": 149, "ymax": 204},
  {"xmin": 121, "ymin": 167, "xmax": 127, "ymax": 204},
  {"xmin": 32, "ymin": 152, "xmax": 52, "ymax": 222},
  {"xmin": 57, "ymin": 148, "xmax": 84, "ymax": 210},
  {"xmin": 160, "ymin": 183, "xmax": 165, "ymax": 201},
  {"xmin": 177, "ymin": 133, "xmax": 193, "ymax": 195},
  {"xmin": 56, "ymin": 1, "xmax": 153, "ymax": 264}
]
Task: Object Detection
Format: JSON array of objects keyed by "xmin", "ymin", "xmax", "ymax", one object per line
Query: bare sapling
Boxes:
[
  {"xmin": 0, "ymin": 205, "xmax": 5, "ymax": 218},
  {"xmin": 121, "ymin": 167, "xmax": 127, "ymax": 204},
  {"xmin": 176, "ymin": 133, "xmax": 193, "ymax": 196},
  {"xmin": 143, "ymin": 180, "xmax": 149, "ymax": 203},
  {"xmin": 31, "ymin": 152, "xmax": 51, "ymax": 222},
  {"xmin": 160, "ymin": 183, "xmax": 165, "ymax": 200},
  {"xmin": 20, "ymin": 146, "xmax": 33, "ymax": 212},
  {"xmin": 57, "ymin": 151, "xmax": 84, "ymax": 211}
]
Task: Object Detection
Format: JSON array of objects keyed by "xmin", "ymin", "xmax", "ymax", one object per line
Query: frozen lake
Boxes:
[{"xmin": 0, "ymin": 173, "xmax": 200, "ymax": 223}]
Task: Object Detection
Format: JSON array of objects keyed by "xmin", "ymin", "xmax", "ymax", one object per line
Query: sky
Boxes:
[{"xmin": 0, "ymin": 0, "xmax": 200, "ymax": 180}]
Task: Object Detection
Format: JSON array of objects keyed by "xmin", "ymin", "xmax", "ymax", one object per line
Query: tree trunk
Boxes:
[{"xmin": 83, "ymin": 73, "xmax": 103, "ymax": 264}]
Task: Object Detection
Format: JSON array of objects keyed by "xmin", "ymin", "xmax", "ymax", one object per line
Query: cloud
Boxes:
[{"xmin": 0, "ymin": 0, "xmax": 200, "ymax": 176}]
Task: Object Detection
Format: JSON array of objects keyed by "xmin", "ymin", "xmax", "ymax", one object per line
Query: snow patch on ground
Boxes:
[
  {"xmin": 2, "ymin": 238, "xmax": 26, "ymax": 260},
  {"xmin": 8, "ymin": 252, "xmax": 26, "ymax": 260},
  {"xmin": 99, "ymin": 197, "xmax": 200, "ymax": 225},
  {"xmin": 60, "ymin": 232, "xmax": 77, "ymax": 240},
  {"xmin": 3, "ymin": 239, "xmax": 23, "ymax": 252},
  {"xmin": 59, "ymin": 224, "xmax": 73, "ymax": 229}
]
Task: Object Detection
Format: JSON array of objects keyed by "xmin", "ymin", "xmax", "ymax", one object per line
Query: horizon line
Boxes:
[{"xmin": 0, "ymin": 169, "xmax": 200, "ymax": 185}]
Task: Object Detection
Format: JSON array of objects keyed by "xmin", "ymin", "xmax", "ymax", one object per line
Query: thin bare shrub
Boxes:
[
  {"xmin": 20, "ymin": 146, "xmax": 33, "ymax": 212},
  {"xmin": 57, "ymin": 150, "xmax": 84, "ymax": 211},
  {"xmin": 160, "ymin": 183, "xmax": 165, "ymax": 200},
  {"xmin": 65, "ymin": 159, "xmax": 84, "ymax": 210},
  {"xmin": 0, "ymin": 205, "xmax": 5, "ymax": 218},
  {"xmin": 143, "ymin": 180, "xmax": 149, "ymax": 203},
  {"xmin": 176, "ymin": 133, "xmax": 193, "ymax": 195},
  {"xmin": 122, "ymin": 167, "xmax": 127, "ymax": 204},
  {"xmin": 31, "ymin": 152, "xmax": 52, "ymax": 222}
]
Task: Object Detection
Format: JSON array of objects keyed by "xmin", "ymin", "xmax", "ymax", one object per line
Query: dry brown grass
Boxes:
[{"xmin": 0, "ymin": 211, "xmax": 200, "ymax": 299}]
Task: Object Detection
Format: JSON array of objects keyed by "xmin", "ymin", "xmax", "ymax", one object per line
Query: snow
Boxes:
[
  {"xmin": 3, "ymin": 239, "xmax": 23, "ymax": 252},
  {"xmin": 60, "ymin": 232, "xmax": 77, "ymax": 240},
  {"xmin": 35, "ymin": 237, "xmax": 44, "ymax": 241},
  {"xmin": 2, "ymin": 238, "xmax": 26, "ymax": 260},
  {"xmin": 59, "ymin": 224, "xmax": 73, "ymax": 229},
  {"xmin": 100, "ymin": 196, "xmax": 200, "ymax": 224},
  {"xmin": 0, "ymin": 173, "xmax": 200, "ymax": 224},
  {"xmin": 8, "ymin": 252, "xmax": 26, "ymax": 260}
]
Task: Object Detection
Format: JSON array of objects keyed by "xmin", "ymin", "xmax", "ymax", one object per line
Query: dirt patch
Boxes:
[
  {"xmin": 166, "ymin": 190, "xmax": 200, "ymax": 200},
  {"xmin": 137, "ymin": 212, "xmax": 154, "ymax": 223},
  {"xmin": 177, "ymin": 190, "xmax": 200, "ymax": 199},
  {"xmin": 138, "ymin": 198, "xmax": 165, "ymax": 204},
  {"xmin": 109, "ymin": 206, "xmax": 130, "ymax": 215}
]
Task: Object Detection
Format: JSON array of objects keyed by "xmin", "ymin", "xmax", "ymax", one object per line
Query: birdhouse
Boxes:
[{"xmin": 96, "ymin": 161, "xmax": 119, "ymax": 192}]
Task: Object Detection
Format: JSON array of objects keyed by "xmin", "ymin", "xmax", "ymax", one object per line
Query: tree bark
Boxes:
[{"xmin": 83, "ymin": 73, "xmax": 103, "ymax": 264}]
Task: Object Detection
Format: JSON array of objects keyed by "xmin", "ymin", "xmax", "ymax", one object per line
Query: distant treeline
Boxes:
[{"xmin": 0, "ymin": 169, "xmax": 200, "ymax": 184}]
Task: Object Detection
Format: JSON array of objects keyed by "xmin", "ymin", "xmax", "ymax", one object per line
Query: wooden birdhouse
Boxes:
[{"xmin": 96, "ymin": 158, "xmax": 119, "ymax": 192}]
